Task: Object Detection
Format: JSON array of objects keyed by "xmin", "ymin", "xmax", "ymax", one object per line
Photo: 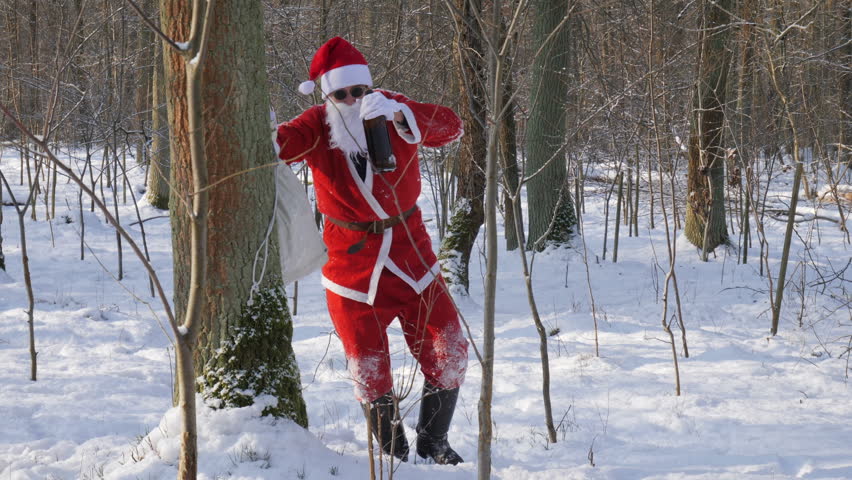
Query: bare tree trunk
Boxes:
[
  {"xmin": 613, "ymin": 171, "xmax": 623, "ymax": 263},
  {"xmin": 0, "ymin": 172, "xmax": 39, "ymax": 381},
  {"xmin": 79, "ymin": 146, "xmax": 92, "ymax": 260},
  {"xmin": 843, "ymin": 5, "xmax": 851, "ymax": 178},
  {"xmin": 27, "ymin": 1, "xmax": 39, "ymax": 135},
  {"xmin": 647, "ymin": 0, "xmax": 684, "ymax": 393},
  {"xmin": 685, "ymin": 0, "xmax": 733, "ymax": 257},
  {"xmin": 526, "ymin": 0, "xmax": 576, "ymax": 250},
  {"xmin": 478, "ymin": 3, "xmax": 502, "ymax": 475},
  {"xmin": 501, "ymin": 67, "xmax": 523, "ymax": 251},
  {"xmin": 159, "ymin": 0, "xmax": 308, "ymax": 453},
  {"xmin": 646, "ymin": 133, "xmax": 656, "ymax": 230},
  {"xmin": 147, "ymin": 36, "xmax": 170, "ymax": 209},
  {"xmin": 510, "ymin": 197, "xmax": 558, "ymax": 442},
  {"xmin": 150, "ymin": 0, "xmax": 222, "ymax": 476},
  {"xmin": 110, "ymin": 137, "xmax": 124, "ymax": 281},
  {"xmin": 734, "ymin": 0, "xmax": 755, "ymax": 262},
  {"xmin": 134, "ymin": 0, "xmax": 155, "ymax": 165},
  {"xmin": 440, "ymin": 0, "xmax": 487, "ymax": 294},
  {"xmin": 771, "ymin": 160, "xmax": 802, "ymax": 336},
  {"xmin": 625, "ymin": 166, "xmax": 632, "ymax": 236},
  {"xmin": 0, "ymin": 169, "xmax": 4, "ymax": 271},
  {"xmin": 632, "ymin": 149, "xmax": 640, "ymax": 236},
  {"xmin": 765, "ymin": 45, "xmax": 804, "ymax": 337}
]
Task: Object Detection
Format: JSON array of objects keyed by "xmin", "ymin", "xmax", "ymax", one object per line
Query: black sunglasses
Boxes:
[{"xmin": 331, "ymin": 86, "xmax": 366, "ymax": 101}]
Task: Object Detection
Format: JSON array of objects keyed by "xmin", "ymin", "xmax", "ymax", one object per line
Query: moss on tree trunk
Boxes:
[
  {"xmin": 440, "ymin": 198, "xmax": 484, "ymax": 293},
  {"xmin": 198, "ymin": 286, "xmax": 308, "ymax": 426}
]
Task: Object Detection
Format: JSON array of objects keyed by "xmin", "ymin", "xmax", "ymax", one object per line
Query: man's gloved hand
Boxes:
[{"xmin": 359, "ymin": 92, "xmax": 401, "ymax": 121}]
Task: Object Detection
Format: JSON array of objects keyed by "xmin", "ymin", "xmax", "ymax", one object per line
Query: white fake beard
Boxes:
[{"xmin": 325, "ymin": 98, "xmax": 367, "ymax": 158}]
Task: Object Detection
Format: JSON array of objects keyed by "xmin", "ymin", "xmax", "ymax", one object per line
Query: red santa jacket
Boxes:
[{"xmin": 276, "ymin": 90, "xmax": 463, "ymax": 304}]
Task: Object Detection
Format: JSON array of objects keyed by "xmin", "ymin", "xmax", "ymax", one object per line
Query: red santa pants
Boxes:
[{"xmin": 325, "ymin": 268, "xmax": 468, "ymax": 403}]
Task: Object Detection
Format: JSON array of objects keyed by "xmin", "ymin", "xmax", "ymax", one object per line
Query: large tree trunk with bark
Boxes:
[
  {"xmin": 525, "ymin": 0, "xmax": 576, "ymax": 251},
  {"xmin": 160, "ymin": 0, "xmax": 307, "ymax": 426},
  {"xmin": 439, "ymin": 0, "xmax": 487, "ymax": 294},
  {"xmin": 684, "ymin": 0, "xmax": 732, "ymax": 255}
]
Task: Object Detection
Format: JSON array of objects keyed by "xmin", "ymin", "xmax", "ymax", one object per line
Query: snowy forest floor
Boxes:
[{"xmin": 1, "ymin": 147, "xmax": 851, "ymax": 480}]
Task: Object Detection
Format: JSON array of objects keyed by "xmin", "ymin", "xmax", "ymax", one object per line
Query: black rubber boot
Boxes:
[
  {"xmin": 367, "ymin": 392, "xmax": 409, "ymax": 462},
  {"xmin": 416, "ymin": 382, "xmax": 463, "ymax": 465}
]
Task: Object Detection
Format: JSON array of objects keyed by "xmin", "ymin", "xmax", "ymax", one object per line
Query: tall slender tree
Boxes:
[
  {"xmin": 0, "ymin": 203, "xmax": 4, "ymax": 271},
  {"xmin": 501, "ymin": 68, "xmax": 523, "ymax": 251},
  {"xmin": 159, "ymin": 0, "xmax": 307, "ymax": 425},
  {"xmin": 841, "ymin": 3, "xmax": 851, "ymax": 171},
  {"xmin": 147, "ymin": 38, "xmax": 170, "ymax": 209},
  {"xmin": 525, "ymin": 0, "xmax": 576, "ymax": 250},
  {"xmin": 133, "ymin": 0, "xmax": 154, "ymax": 165}
]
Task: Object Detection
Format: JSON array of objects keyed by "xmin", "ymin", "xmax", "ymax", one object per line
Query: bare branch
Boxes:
[{"xmin": 126, "ymin": 0, "xmax": 185, "ymax": 53}]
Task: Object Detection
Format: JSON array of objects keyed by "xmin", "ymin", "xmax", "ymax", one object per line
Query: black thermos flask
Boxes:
[{"xmin": 362, "ymin": 90, "xmax": 397, "ymax": 172}]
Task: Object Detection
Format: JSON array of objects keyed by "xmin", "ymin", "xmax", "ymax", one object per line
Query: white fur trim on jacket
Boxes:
[
  {"xmin": 394, "ymin": 103, "xmax": 421, "ymax": 144},
  {"xmin": 321, "ymin": 275, "xmax": 369, "ymax": 303},
  {"xmin": 344, "ymin": 143, "xmax": 389, "ymax": 219},
  {"xmin": 321, "ymin": 227, "xmax": 392, "ymax": 306},
  {"xmin": 367, "ymin": 229, "xmax": 394, "ymax": 305},
  {"xmin": 385, "ymin": 259, "xmax": 441, "ymax": 294}
]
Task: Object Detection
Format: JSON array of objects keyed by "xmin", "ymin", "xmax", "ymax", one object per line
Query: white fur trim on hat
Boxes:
[
  {"xmin": 320, "ymin": 64, "xmax": 372, "ymax": 97},
  {"xmin": 298, "ymin": 80, "xmax": 315, "ymax": 95}
]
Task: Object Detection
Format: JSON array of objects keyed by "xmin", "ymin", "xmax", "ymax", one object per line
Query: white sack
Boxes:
[
  {"xmin": 274, "ymin": 163, "xmax": 327, "ymax": 286},
  {"xmin": 269, "ymin": 109, "xmax": 326, "ymax": 286}
]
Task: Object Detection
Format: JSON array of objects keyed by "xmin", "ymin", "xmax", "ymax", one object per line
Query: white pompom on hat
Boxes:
[
  {"xmin": 298, "ymin": 80, "xmax": 316, "ymax": 95},
  {"xmin": 298, "ymin": 37, "xmax": 373, "ymax": 97}
]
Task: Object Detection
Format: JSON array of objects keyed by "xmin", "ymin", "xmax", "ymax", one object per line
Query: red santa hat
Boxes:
[{"xmin": 298, "ymin": 37, "xmax": 373, "ymax": 97}]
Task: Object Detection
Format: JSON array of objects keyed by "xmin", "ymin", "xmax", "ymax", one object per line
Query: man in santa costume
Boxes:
[{"xmin": 275, "ymin": 36, "xmax": 468, "ymax": 465}]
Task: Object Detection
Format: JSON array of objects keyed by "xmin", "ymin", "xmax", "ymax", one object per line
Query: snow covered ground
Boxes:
[{"xmin": 0, "ymin": 146, "xmax": 850, "ymax": 479}]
